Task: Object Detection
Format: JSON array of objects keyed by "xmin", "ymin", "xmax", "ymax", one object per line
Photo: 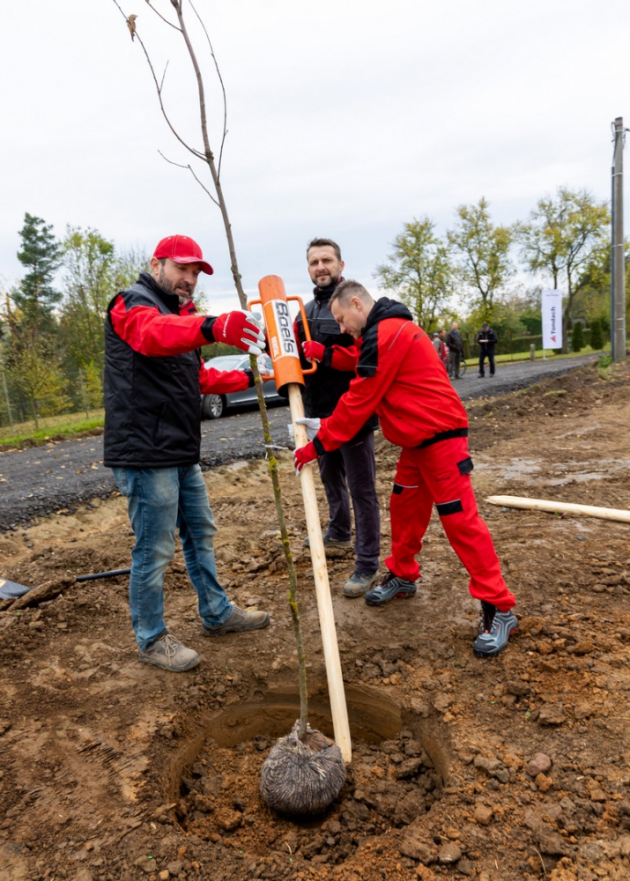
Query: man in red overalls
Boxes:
[{"xmin": 293, "ymin": 280, "xmax": 517, "ymax": 658}]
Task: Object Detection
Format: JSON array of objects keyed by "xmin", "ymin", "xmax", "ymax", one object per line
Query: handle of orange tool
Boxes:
[{"xmin": 288, "ymin": 296, "xmax": 317, "ymax": 376}]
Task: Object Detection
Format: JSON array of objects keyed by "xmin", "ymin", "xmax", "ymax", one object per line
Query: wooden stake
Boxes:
[
  {"xmin": 487, "ymin": 495, "xmax": 630, "ymax": 524},
  {"xmin": 288, "ymin": 385, "xmax": 352, "ymax": 763}
]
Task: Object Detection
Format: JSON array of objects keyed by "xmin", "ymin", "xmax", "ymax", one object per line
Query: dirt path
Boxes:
[{"xmin": 1, "ymin": 359, "xmax": 629, "ymax": 881}]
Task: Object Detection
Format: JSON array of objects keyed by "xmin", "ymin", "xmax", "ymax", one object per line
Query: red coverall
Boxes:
[{"xmin": 314, "ymin": 301, "xmax": 515, "ymax": 612}]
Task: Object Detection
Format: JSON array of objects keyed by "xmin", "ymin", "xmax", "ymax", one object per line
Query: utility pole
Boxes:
[{"xmin": 611, "ymin": 117, "xmax": 626, "ymax": 361}]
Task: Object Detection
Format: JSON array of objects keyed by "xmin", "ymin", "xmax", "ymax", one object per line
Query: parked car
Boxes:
[{"xmin": 201, "ymin": 353, "xmax": 284, "ymax": 419}]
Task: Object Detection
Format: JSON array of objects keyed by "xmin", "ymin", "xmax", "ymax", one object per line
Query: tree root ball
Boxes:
[{"xmin": 259, "ymin": 720, "xmax": 346, "ymax": 815}]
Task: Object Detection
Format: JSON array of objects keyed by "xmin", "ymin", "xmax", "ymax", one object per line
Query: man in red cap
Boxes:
[{"xmin": 104, "ymin": 235, "xmax": 270, "ymax": 672}]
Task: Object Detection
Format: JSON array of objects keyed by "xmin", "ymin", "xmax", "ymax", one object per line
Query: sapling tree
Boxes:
[{"xmin": 110, "ymin": 0, "xmax": 310, "ymax": 737}]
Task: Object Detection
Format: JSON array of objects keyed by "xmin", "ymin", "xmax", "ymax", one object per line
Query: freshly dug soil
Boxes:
[{"xmin": 1, "ymin": 360, "xmax": 630, "ymax": 881}]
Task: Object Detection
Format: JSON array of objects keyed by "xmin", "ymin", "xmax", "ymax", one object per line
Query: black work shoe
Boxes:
[
  {"xmin": 343, "ymin": 570, "xmax": 380, "ymax": 598},
  {"xmin": 304, "ymin": 531, "xmax": 352, "ymax": 550},
  {"xmin": 203, "ymin": 605, "xmax": 270, "ymax": 636},
  {"xmin": 365, "ymin": 571, "xmax": 417, "ymax": 606},
  {"xmin": 473, "ymin": 601, "xmax": 518, "ymax": 657}
]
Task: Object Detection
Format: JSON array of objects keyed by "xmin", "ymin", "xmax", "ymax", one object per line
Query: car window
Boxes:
[
  {"xmin": 205, "ymin": 355, "xmax": 244, "ymax": 370},
  {"xmin": 205, "ymin": 354, "xmax": 274, "ymax": 372}
]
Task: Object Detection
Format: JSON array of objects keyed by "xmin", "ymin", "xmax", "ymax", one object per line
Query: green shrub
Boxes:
[
  {"xmin": 590, "ymin": 319, "xmax": 604, "ymax": 350},
  {"xmin": 571, "ymin": 322, "xmax": 584, "ymax": 352}
]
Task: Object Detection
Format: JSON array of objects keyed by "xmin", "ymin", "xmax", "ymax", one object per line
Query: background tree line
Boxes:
[
  {"xmin": 0, "ymin": 214, "xmax": 149, "ymax": 429},
  {"xmin": 375, "ymin": 186, "xmax": 628, "ymax": 358},
  {"xmin": 0, "ymin": 188, "xmax": 626, "ymax": 428}
]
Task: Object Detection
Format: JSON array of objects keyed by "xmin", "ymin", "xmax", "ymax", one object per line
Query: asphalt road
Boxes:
[{"xmin": 0, "ymin": 355, "xmax": 596, "ymax": 530}]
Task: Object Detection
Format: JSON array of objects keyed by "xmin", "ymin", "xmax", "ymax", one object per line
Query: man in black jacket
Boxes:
[
  {"xmin": 477, "ymin": 322, "xmax": 498, "ymax": 377},
  {"xmin": 294, "ymin": 238, "xmax": 380, "ymax": 597},
  {"xmin": 104, "ymin": 234, "xmax": 270, "ymax": 673},
  {"xmin": 445, "ymin": 322, "xmax": 464, "ymax": 379}
]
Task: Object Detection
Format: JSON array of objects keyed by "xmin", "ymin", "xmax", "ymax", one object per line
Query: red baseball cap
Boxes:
[{"xmin": 153, "ymin": 235, "xmax": 214, "ymax": 275}]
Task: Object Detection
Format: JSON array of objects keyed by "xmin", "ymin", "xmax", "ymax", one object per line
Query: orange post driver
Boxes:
[{"xmin": 249, "ymin": 275, "xmax": 316, "ymax": 393}]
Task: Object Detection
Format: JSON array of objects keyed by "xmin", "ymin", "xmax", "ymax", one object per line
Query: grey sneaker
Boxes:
[
  {"xmin": 304, "ymin": 531, "xmax": 352, "ymax": 550},
  {"xmin": 343, "ymin": 570, "xmax": 380, "ymax": 598},
  {"xmin": 365, "ymin": 571, "xmax": 417, "ymax": 606},
  {"xmin": 203, "ymin": 605, "xmax": 270, "ymax": 636},
  {"xmin": 473, "ymin": 602, "xmax": 518, "ymax": 658},
  {"xmin": 139, "ymin": 633, "xmax": 201, "ymax": 672}
]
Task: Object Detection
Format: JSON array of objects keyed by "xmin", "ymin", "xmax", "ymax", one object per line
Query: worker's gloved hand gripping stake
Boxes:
[{"xmin": 250, "ymin": 275, "xmax": 352, "ymax": 763}]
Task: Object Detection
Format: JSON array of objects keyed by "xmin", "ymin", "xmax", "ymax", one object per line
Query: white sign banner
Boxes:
[{"xmin": 542, "ymin": 289, "xmax": 563, "ymax": 349}]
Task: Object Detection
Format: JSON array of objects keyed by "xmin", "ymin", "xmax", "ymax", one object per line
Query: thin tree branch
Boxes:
[
  {"xmin": 189, "ymin": 0, "xmax": 228, "ymax": 178},
  {"xmin": 110, "ymin": 0, "xmax": 205, "ymax": 161},
  {"xmin": 144, "ymin": 0, "xmax": 182, "ymax": 32},
  {"xmin": 159, "ymin": 61, "xmax": 169, "ymax": 93},
  {"xmin": 157, "ymin": 150, "xmax": 219, "ymax": 205}
]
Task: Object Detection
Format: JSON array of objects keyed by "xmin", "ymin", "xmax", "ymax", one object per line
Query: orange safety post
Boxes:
[{"xmin": 249, "ymin": 275, "xmax": 352, "ymax": 763}]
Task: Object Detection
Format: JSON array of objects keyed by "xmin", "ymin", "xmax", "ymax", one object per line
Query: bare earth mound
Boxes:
[{"xmin": 1, "ymin": 361, "xmax": 630, "ymax": 881}]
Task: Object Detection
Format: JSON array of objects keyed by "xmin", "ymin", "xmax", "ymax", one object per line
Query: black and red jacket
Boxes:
[
  {"xmin": 295, "ymin": 279, "xmax": 377, "ymax": 435},
  {"xmin": 104, "ymin": 272, "xmax": 250, "ymax": 468},
  {"xmin": 315, "ymin": 298, "xmax": 468, "ymax": 454}
]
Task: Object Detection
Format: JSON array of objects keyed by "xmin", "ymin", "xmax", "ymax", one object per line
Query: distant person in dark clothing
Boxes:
[
  {"xmin": 446, "ymin": 322, "xmax": 464, "ymax": 379},
  {"xmin": 477, "ymin": 322, "xmax": 498, "ymax": 377}
]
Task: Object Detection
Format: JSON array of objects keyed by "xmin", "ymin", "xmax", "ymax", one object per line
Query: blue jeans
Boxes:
[{"xmin": 113, "ymin": 464, "xmax": 232, "ymax": 650}]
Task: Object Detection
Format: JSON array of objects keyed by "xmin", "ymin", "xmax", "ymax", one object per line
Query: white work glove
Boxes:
[
  {"xmin": 256, "ymin": 356, "xmax": 274, "ymax": 377},
  {"xmin": 294, "ymin": 417, "xmax": 321, "ymax": 442},
  {"xmin": 212, "ymin": 310, "xmax": 266, "ymax": 356}
]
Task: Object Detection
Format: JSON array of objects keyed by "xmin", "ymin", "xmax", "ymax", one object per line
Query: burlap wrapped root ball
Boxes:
[{"xmin": 260, "ymin": 720, "xmax": 346, "ymax": 815}]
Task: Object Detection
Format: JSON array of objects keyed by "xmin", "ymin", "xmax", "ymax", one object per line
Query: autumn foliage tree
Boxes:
[
  {"xmin": 375, "ymin": 217, "xmax": 455, "ymax": 329},
  {"xmin": 447, "ymin": 197, "xmax": 514, "ymax": 323},
  {"xmin": 516, "ymin": 187, "xmax": 610, "ymax": 353}
]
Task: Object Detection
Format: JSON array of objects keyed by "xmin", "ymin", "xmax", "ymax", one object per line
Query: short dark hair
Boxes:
[
  {"xmin": 306, "ymin": 238, "xmax": 342, "ymax": 261},
  {"xmin": 330, "ymin": 279, "xmax": 372, "ymax": 308}
]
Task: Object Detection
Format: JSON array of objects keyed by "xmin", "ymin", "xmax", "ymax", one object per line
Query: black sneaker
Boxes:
[
  {"xmin": 365, "ymin": 571, "xmax": 417, "ymax": 606},
  {"xmin": 473, "ymin": 601, "xmax": 518, "ymax": 657},
  {"xmin": 304, "ymin": 531, "xmax": 352, "ymax": 550}
]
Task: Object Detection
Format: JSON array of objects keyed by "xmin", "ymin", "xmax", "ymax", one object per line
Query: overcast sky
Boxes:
[{"xmin": 1, "ymin": 0, "xmax": 628, "ymax": 314}]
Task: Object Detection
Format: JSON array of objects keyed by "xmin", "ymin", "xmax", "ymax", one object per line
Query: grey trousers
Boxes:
[{"xmin": 317, "ymin": 430, "xmax": 380, "ymax": 574}]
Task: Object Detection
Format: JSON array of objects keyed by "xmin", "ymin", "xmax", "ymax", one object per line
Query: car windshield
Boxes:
[
  {"xmin": 205, "ymin": 354, "xmax": 273, "ymax": 371},
  {"xmin": 205, "ymin": 355, "xmax": 246, "ymax": 370}
]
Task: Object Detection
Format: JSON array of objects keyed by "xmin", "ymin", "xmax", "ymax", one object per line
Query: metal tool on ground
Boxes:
[
  {"xmin": 487, "ymin": 495, "xmax": 630, "ymax": 524},
  {"xmin": 0, "ymin": 567, "xmax": 131, "ymax": 600},
  {"xmin": 251, "ymin": 274, "xmax": 350, "ymax": 812}
]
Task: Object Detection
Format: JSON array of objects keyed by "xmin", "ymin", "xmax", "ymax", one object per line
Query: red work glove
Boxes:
[
  {"xmin": 293, "ymin": 442, "xmax": 318, "ymax": 475},
  {"xmin": 212, "ymin": 310, "xmax": 265, "ymax": 355},
  {"xmin": 302, "ymin": 340, "xmax": 325, "ymax": 363}
]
